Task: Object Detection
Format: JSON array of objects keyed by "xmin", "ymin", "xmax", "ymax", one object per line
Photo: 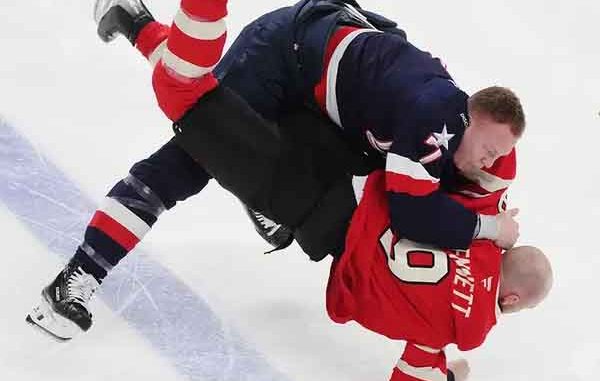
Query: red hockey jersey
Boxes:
[{"xmin": 326, "ymin": 150, "xmax": 516, "ymax": 381}]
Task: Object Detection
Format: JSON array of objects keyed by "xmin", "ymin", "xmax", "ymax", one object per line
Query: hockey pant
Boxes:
[
  {"xmin": 132, "ymin": 1, "xmax": 370, "ymax": 261},
  {"xmin": 73, "ymin": 105, "xmax": 362, "ymax": 283},
  {"xmin": 173, "ymin": 87, "xmax": 364, "ymax": 260}
]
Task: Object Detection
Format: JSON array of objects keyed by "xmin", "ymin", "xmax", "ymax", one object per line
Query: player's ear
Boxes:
[{"xmin": 499, "ymin": 294, "xmax": 519, "ymax": 307}]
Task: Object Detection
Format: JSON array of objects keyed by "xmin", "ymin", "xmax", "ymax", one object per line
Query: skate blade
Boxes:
[
  {"xmin": 25, "ymin": 314, "xmax": 70, "ymax": 342},
  {"xmin": 26, "ymin": 295, "xmax": 82, "ymax": 341}
]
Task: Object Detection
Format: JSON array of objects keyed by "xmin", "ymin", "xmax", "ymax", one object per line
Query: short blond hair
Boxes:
[{"xmin": 468, "ymin": 86, "xmax": 525, "ymax": 137}]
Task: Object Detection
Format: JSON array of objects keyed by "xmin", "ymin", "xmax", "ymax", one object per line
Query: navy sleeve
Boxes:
[
  {"xmin": 389, "ymin": 189, "xmax": 477, "ymax": 250},
  {"xmin": 384, "ymin": 89, "xmax": 475, "ymax": 249},
  {"xmin": 335, "ymin": 31, "xmax": 478, "ymax": 249}
]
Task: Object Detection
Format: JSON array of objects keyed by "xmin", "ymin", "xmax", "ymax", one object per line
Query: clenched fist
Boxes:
[{"xmin": 494, "ymin": 208, "xmax": 519, "ymax": 249}]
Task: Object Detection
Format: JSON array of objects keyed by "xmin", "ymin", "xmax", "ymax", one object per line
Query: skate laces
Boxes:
[{"xmin": 66, "ymin": 267, "xmax": 100, "ymax": 307}]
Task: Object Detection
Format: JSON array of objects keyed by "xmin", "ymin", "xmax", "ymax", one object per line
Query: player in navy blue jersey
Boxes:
[
  {"xmin": 102, "ymin": 0, "xmax": 526, "ymax": 259},
  {"xmin": 97, "ymin": 0, "xmax": 526, "ymax": 261},
  {"xmin": 27, "ymin": 0, "xmax": 527, "ymax": 341},
  {"xmin": 207, "ymin": 0, "xmax": 525, "ymax": 255}
]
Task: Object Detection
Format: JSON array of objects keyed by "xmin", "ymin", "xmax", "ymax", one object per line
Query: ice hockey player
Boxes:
[
  {"xmin": 95, "ymin": 0, "xmax": 526, "ymax": 257},
  {"xmin": 327, "ymin": 164, "xmax": 552, "ymax": 381}
]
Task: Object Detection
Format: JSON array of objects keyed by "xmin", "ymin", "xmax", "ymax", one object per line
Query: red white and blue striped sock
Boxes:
[{"xmin": 73, "ymin": 174, "xmax": 166, "ymax": 282}]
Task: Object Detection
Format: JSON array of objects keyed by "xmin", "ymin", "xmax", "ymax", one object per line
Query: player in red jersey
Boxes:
[{"xmin": 327, "ymin": 156, "xmax": 553, "ymax": 381}]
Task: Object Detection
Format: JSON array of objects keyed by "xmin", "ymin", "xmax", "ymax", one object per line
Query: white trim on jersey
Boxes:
[
  {"xmin": 173, "ymin": 10, "xmax": 227, "ymax": 40},
  {"xmin": 456, "ymin": 189, "xmax": 490, "ymax": 198},
  {"xmin": 325, "ymin": 28, "xmax": 381, "ymax": 127},
  {"xmin": 149, "ymin": 40, "xmax": 168, "ymax": 68},
  {"xmin": 396, "ymin": 359, "xmax": 446, "ymax": 381},
  {"xmin": 463, "ymin": 168, "xmax": 513, "ymax": 193},
  {"xmin": 366, "ymin": 130, "xmax": 393, "ymax": 152},
  {"xmin": 414, "ymin": 344, "xmax": 441, "ymax": 354},
  {"xmin": 161, "ymin": 47, "xmax": 216, "ymax": 79},
  {"xmin": 100, "ymin": 197, "xmax": 151, "ymax": 239},
  {"xmin": 386, "ymin": 153, "xmax": 440, "ymax": 183}
]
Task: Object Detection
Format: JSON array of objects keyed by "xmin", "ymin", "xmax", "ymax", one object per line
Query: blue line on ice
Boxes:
[{"xmin": 0, "ymin": 118, "xmax": 288, "ymax": 381}]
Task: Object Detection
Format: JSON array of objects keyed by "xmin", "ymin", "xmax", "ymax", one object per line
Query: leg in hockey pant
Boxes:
[
  {"xmin": 93, "ymin": 0, "xmax": 295, "ymax": 250},
  {"xmin": 93, "ymin": 0, "xmax": 373, "ymax": 258},
  {"xmin": 27, "ymin": 140, "xmax": 211, "ymax": 339}
]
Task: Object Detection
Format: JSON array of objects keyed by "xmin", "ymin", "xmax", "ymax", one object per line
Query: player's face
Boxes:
[{"xmin": 454, "ymin": 113, "xmax": 518, "ymax": 173}]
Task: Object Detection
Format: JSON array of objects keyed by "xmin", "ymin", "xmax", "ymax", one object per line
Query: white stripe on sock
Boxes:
[
  {"xmin": 174, "ymin": 9, "xmax": 226, "ymax": 40},
  {"xmin": 161, "ymin": 46, "xmax": 215, "ymax": 78},
  {"xmin": 99, "ymin": 197, "xmax": 151, "ymax": 239}
]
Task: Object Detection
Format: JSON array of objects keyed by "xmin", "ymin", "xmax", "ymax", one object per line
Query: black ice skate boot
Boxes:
[
  {"xmin": 93, "ymin": 0, "xmax": 155, "ymax": 44},
  {"xmin": 26, "ymin": 258, "xmax": 100, "ymax": 341},
  {"xmin": 244, "ymin": 207, "xmax": 294, "ymax": 252}
]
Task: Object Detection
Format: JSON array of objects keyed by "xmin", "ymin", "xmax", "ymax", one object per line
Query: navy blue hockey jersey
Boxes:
[
  {"xmin": 217, "ymin": 1, "xmax": 480, "ymax": 250},
  {"xmin": 313, "ymin": 25, "xmax": 477, "ymax": 249}
]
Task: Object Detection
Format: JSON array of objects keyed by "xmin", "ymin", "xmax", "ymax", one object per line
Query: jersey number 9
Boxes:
[{"xmin": 380, "ymin": 228, "xmax": 450, "ymax": 284}]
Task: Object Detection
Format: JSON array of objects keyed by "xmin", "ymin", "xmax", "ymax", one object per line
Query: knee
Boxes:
[{"xmin": 151, "ymin": 62, "xmax": 219, "ymax": 122}]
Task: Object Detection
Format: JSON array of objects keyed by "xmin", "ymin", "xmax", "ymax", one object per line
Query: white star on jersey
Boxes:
[{"xmin": 433, "ymin": 124, "xmax": 455, "ymax": 150}]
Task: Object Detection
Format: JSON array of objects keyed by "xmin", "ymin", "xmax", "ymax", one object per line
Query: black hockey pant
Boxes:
[{"xmin": 172, "ymin": 86, "xmax": 372, "ymax": 260}]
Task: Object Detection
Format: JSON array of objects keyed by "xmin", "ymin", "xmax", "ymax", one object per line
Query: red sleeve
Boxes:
[{"xmin": 390, "ymin": 343, "xmax": 448, "ymax": 381}]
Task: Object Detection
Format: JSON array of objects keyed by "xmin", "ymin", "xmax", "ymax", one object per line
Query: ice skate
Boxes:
[
  {"xmin": 26, "ymin": 258, "xmax": 100, "ymax": 341},
  {"xmin": 93, "ymin": 0, "xmax": 154, "ymax": 43},
  {"xmin": 245, "ymin": 207, "xmax": 294, "ymax": 252}
]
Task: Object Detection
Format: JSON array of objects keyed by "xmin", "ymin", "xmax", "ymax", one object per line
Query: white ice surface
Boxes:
[{"xmin": 1, "ymin": 1, "xmax": 600, "ymax": 380}]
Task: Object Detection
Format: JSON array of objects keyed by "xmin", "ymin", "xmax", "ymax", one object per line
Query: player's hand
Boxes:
[
  {"xmin": 448, "ymin": 358, "xmax": 470, "ymax": 381},
  {"xmin": 494, "ymin": 208, "xmax": 519, "ymax": 249}
]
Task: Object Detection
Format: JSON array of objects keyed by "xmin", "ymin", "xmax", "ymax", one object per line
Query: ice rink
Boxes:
[{"xmin": 1, "ymin": 1, "xmax": 599, "ymax": 380}]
